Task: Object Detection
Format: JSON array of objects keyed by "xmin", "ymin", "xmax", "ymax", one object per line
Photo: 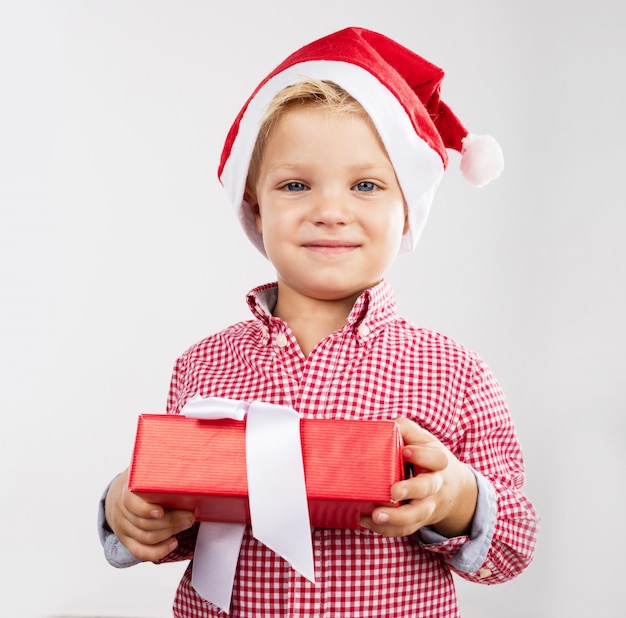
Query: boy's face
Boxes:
[{"xmin": 248, "ymin": 106, "xmax": 408, "ymax": 304}]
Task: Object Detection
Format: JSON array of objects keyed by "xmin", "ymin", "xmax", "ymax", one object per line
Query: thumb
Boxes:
[
  {"xmin": 395, "ymin": 417, "xmax": 449, "ymax": 473},
  {"xmin": 394, "ymin": 417, "xmax": 438, "ymax": 447}
]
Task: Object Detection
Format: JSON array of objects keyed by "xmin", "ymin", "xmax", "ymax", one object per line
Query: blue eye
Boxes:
[
  {"xmin": 354, "ymin": 181, "xmax": 376, "ymax": 192},
  {"xmin": 282, "ymin": 181, "xmax": 308, "ymax": 192}
]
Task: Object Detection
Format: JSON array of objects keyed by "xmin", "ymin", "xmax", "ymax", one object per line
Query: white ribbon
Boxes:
[{"xmin": 181, "ymin": 395, "xmax": 315, "ymax": 613}]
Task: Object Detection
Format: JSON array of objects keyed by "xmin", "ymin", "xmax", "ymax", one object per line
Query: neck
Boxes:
[{"xmin": 273, "ymin": 286, "xmax": 361, "ymax": 357}]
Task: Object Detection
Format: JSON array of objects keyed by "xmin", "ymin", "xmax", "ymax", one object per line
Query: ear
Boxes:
[
  {"xmin": 402, "ymin": 202, "xmax": 410, "ymax": 236},
  {"xmin": 244, "ymin": 190, "xmax": 263, "ymax": 233}
]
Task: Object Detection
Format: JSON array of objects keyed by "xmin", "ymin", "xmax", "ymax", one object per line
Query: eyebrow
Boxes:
[{"xmin": 265, "ymin": 160, "xmax": 395, "ymax": 174}]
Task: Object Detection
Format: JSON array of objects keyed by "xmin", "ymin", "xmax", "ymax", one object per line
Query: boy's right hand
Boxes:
[{"xmin": 104, "ymin": 468, "xmax": 195, "ymax": 562}]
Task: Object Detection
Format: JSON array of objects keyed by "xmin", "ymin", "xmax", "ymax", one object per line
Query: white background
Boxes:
[{"xmin": 1, "ymin": 1, "xmax": 624, "ymax": 616}]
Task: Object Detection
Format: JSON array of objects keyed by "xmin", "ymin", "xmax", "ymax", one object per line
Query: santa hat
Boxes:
[{"xmin": 218, "ymin": 26, "xmax": 504, "ymax": 256}]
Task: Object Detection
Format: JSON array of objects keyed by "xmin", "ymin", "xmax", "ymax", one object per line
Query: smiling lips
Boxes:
[{"xmin": 302, "ymin": 239, "xmax": 360, "ymax": 254}]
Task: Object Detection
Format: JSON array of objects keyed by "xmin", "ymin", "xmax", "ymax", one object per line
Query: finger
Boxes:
[
  {"xmin": 360, "ymin": 499, "xmax": 436, "ymax": 537},
  {"xmin": 394, "ymin": 417, "xmax": 437, "ymax": 447},
  {"xmin": 123, "ymin": 533, "xmax": 182, "ymax": 563},
  {"xmin": 402, "ymin": 444, "xmax": 448, "ymax": 474},
  {"xmin": 127, "ymin": 509, "xmax": 195, "ymax": 540},
  {"xmin": 122, "ymin": 489, "xmax": 165, "ymax": 520},
  {"xmin": 359, "ymin": 514, "xmax": 418, "ymax": 538},
  {"xmin": 117, "ymin": 511, "xmax": 195, "ymax": 560},
  {"xmin": 364, "ymin": 522, "xmax": 420, "ymax": 538},
  {"xmin": 390, "ymin": 470, "xmax": 443, "ymax": 504},
  {"xmin": 122, "ymin": 491, "xmax": 195, "ymax": 533}
]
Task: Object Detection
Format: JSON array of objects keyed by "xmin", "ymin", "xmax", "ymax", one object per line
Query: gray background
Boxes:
[{"xmin": 1, "ymin": 1, "xmax": 624, "ymax": 616}]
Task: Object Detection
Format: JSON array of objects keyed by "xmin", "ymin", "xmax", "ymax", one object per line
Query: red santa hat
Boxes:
[{"xmin": 218, "ymin": 26, "xmax": 504, "ymax": 255}]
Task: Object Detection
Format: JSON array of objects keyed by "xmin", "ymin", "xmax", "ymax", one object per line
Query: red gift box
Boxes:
[{"xmin": 128, "ymin": 413, "xmax": 406, "ymax": 529}]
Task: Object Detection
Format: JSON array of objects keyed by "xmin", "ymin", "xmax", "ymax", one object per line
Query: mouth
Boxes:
[{"xmin": 302, "ymin": 240, "xmax": 360, "ymax": 254}]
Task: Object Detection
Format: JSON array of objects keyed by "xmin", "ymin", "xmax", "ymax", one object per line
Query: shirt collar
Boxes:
[{"xmin": 246, "ymin": 280, "xmax": 399, "ymax": 342}]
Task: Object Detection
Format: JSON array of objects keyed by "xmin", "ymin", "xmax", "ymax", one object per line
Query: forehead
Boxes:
[{"xmin": 266, "ymin": 105, "xmax": 387, "ymax": 153}]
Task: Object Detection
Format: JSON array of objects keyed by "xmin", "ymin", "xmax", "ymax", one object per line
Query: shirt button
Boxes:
[
  {"xmin": 478, "ymin": 568, "xmax": 492, "ymax": 579},
  {"xmin": 357, "ymin": 324, "xmax": 370, "ymax": 338},
  {"xmin": 275, "ymin": 333, "xmax": 288, "ymax": 348}
]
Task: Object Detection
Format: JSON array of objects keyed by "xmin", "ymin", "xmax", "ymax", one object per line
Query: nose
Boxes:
[{"xmin": 310, "ymin": 189, "xmax": 352, "ymax": 226}]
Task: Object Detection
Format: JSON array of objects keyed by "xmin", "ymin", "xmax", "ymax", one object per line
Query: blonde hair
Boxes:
[{"xmin": 246, "ymin": 79, "xmax": 373, "ymax": 191}]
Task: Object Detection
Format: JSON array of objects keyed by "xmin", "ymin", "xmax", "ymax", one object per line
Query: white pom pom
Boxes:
[{"xmin": 460, "ymin": 133, "xmax": 504, "ymax": 187}]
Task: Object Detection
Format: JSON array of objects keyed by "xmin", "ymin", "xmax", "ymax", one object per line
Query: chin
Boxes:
[{"xmin": 311, "ymin": 283, "xmax": 373, "ymax": 302}]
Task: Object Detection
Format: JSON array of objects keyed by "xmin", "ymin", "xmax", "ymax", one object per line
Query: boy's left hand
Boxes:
[{"xmin": 360, "ymin": 417, "xmax": 478, "ymax": 538}]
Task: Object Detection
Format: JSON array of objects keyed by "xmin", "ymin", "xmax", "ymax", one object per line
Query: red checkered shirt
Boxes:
[{"xmin": 157, "ymin": 280, "xmax": 538, "ymax": 617}]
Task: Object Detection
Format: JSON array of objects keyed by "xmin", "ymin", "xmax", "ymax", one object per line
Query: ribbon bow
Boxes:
[{"xmin": 181, "ymin": 395, "xmax": 315, "ymax": 612}]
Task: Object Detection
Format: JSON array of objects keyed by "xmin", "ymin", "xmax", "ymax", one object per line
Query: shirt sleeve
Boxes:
[
  {"xmin": 418, "ymin": 466, "xmax": 497, "ymax": 572},
  {"xmin": 97, "ymin": 477, "xmax": 141, "ymax": 569},
  {"xmin": 420, "ymin": 354, "xmax": 539, "ymax": 584},
  {"xmin": 98, "ymin": 476, "xmax": 199, "ymax": 567}
]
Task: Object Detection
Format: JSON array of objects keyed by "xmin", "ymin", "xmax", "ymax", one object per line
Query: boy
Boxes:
[{"xmin": 99, "ymin": 27, "xmax": 538, "ymax": 617}]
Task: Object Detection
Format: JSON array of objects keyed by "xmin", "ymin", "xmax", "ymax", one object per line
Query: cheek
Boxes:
[
  {"xmin": 377, "ymin": 208, "xmax": 408, "ymax": 258},
  {"xmin": 381, "ymin": 206, "xmax": 408, "ymax": 241},
  {"xmin": 257, "ymin": 212, "xmax": 290, "ymax": 253}
]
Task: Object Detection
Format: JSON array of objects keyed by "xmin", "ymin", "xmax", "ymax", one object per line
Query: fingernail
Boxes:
[
  {"xmin": 376, "ymin": 512, "xmax": 389, "ymax": 524},
  {"xmin": 150, "ymin": 509, "xmax": 161, "ymax": 518},
  {"xmin": 181, "ymin": 517, "xmax": 193, "ymax": 529}
]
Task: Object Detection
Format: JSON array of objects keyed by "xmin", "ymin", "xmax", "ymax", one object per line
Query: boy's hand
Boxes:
[
  {"xmin": 360, "ymin": 417, "xmax": 478, "ymax": 538},
  {"xmin": 104, "ymin": 468, "xmax": 195, "ymax": 562}
]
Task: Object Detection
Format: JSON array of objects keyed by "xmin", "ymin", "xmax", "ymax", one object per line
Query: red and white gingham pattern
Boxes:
[{"xmin": 162, "ymin": 280, "xmax": 538, "ymax": 617}]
